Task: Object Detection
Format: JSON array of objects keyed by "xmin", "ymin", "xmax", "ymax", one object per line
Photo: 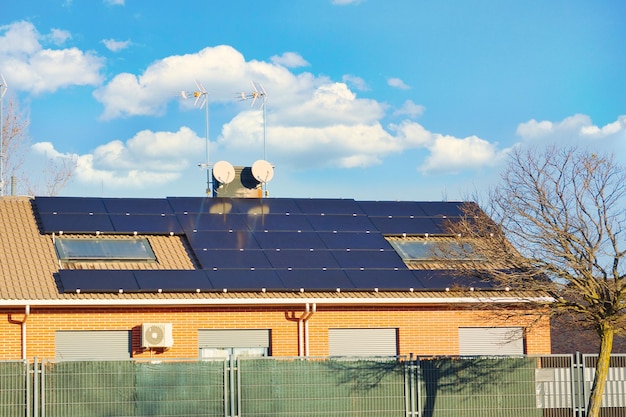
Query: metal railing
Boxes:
[{"xmin": 1, "ymin": 354, "xmax": 625, "ymax": 417}]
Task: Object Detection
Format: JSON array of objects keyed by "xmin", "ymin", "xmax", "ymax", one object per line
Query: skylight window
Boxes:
[
  {"xmin": 388, "ymin": 239, "xmax": 486, "ymax": 262},
  {"xmin": 54, "ymin": 238, "xmax": 156, "ymax": 262}
]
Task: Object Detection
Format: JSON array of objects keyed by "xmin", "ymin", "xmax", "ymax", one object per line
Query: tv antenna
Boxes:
[
  {"xmin": 0, "ymin": 74, "xmax": 8, "ymax": 197},
  {"xmin": 239, "ymin": 81, "xmax": 269, "ymax": 161},
  {"xmin": 181, "ymin": 80, "xmax": 211, "ymax": 196}
]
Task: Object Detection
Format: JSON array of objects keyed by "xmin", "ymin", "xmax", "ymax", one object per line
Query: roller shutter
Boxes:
[
  {"xmin": 328, "ymin": 328, "xmax": 398, "ymax": 357},
  {"xmin": 55, "ymin": 330, "xmax": 132, "ymax": 361},
  {"xmin": 458, "ymin": 327, "xmax": 524, "ymax": 355},
  {"xmin": 198, "ymin": 329, "xmax": 270, "ymax": 348}
]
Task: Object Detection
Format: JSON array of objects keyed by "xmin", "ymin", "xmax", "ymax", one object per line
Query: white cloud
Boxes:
[
  {"xmin": 270, "ymin": 52, "xmax": 309, "ymax": 68},
  {"xmin": 48, "ymin": 29, "xmax": 72, "ymax": 45},
  {"xmin": 387, "ymin": 77, "xmax": 410, "ymax": 90},
  {"xmin": 102, "ymin": 38, "xmax": 131, "ymax": 52},
  {"xmin": 391, "ymin": 120, "xmax": 508, "ymax": 174},
  {"xmin": 50, "ymin": 42, "xmax": 502, "ymax": 187},
  {"xmin": 393, "ymin": 99, "xmax": 425, "ymax": 118},
  {"xmin": 32, "ymin": 127, "xmax": 205, "ymax": 189},
  {"xmin": 104, "ymin": 0, "xmax": 125, "ymax": 5},
  {"xmin": 342, "ymin": 74, "xmax": 369, "ymax": 91},
  {"xmin": 420, "ymin": 135, "xmax": 505, "ymax": 174},
  {"xmin": 0, "ymin": 21, "xmax": 104, "ymax": 94},
  {"xmin": 516, "ymin": 114, "xmax": 626, "ymax": 143}
]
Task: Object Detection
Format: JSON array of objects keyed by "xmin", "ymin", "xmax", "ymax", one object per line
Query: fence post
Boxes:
[
  {"xmin": 572, "ymin": 352, "xmax": 586, "ymax": 417},
  {"xmin": 32, "ymin": 358, "xmax": 38, "ymax": 417},
  {"xmin": 414, "ymin": 355, "xmax": 421, "ymax": 417},
  {"xmin": 25, "ymin": 360, "xmax": 31, "ymax": 417},
  {"xmin": 404, "ymin": 354, "xmax": 412, "ymax": 417}
]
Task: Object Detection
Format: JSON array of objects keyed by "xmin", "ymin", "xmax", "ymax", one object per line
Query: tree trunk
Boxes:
[{"xmin": 586, "ymin": 324, "xmax": 614, "ymax": 417}]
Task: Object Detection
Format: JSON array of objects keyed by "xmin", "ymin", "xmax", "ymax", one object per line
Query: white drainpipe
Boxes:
[
  {"xmin": 21, "ymin": 305, "xmax": 31, "ymax": 360},
  {"xmin": 303, "ymin": 303, "xmax": 316, "ymax": 357},
  {"xmin": 297, "ymin": 303, "xmax": 316, "ymax": 357}
]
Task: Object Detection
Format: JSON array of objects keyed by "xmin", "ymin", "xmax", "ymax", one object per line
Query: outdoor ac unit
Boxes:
[{"xmin": 141, "ymin": 323, "xmax": 174, "ymax": 349}]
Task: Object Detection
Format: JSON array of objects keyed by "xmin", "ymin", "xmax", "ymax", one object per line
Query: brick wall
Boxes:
[{"xmin": 0, "ymin": 305, "xmax": 551, "ymax": 361}]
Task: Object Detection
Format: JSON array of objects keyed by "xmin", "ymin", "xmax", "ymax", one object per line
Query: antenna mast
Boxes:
[
  {"xmin": 0, "ymin": 74, "xmax": 8, "ymax": 197},
  {"xmin": 181, "ymin": 80, "xmax": 210, "ymax": 196},
  {"xmin": 239, "ymin": 81, "xmax": 268, "ymax": 160}
]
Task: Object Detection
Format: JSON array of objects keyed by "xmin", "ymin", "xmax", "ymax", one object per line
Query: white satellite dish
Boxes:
[
  {"xmin": 251, "ymin": 159, "xmax": 274, "ymax": 183},
  {"xmin": 212, "ymin": 160, "xmax": 235, "ymax": 184}
]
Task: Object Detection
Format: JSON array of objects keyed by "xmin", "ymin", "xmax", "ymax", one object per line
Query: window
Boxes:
[
  {"xmin": 328, "ymin": 328, "xmax": 398, "ymax": 357},
  {"xmin": 388, "ymin": 239, "xmax": 486, "ymax": 262},
  {"xmin": 458, "ymin": 327, "xmax": 524, "ymax": 355},
  {"xmin": 55, "ymin": 330, "xmax": 132, "ymax": 361},
  {"xmin": 54, "ymin": 237, "xmax": 156, "ymax": 262},
  {"xmin": 198, "ymin": 329, "xmax": 270, "ymax": 360}
]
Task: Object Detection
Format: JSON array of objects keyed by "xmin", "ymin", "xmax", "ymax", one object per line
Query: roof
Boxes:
[{"xmin": 0, "ymin": 196, "xmax": 549, "ymax": 306}]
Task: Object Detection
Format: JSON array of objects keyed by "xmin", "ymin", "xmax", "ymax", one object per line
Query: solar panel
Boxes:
[
  {"xmin": 368, "ymin": 216, "xmax": 441, "ymax": 235},
  {"xmin": 186, "ymin": 230, "xmax": 260, "ymax": 250},
  {"xmin": 252, "ymin": 231, "xmax": 326, "ymax": 250},
  {"xmin": 167, "ymin": 197, "xmax": 237, "ymax": 214},
  {"xmin": 231, "ymin": 198, "xmax": 303, "ymax": 215},
  {"xmin": 330, "ymin": 249, "xmax": 408, "ymax": 269},
  {"xmin": 417, "ymin": 201, "xmax": 467, "ymax": 218},
  {"xmin": 245, "ymin": 213, "xmax": 314, "ymax": 232},
  {"xmin": 207, "ymin": 269, "xmax": 285, "ymax": 291},
  {"xmin": 276, "ymin": 269, "xmax": 355, "ymax": 290},
  {"xmin": 134, "ymin": 270, "xmax": 213, "ymax": 291},
  {"xmin": 103, "ymin": 198, "xmax": 174, "ymax": 215},
  {"xmin": 195, "ymin": 249, "xmax": 272, "ymax": 269},
  {"xmin": 356, "ymin": 201, "xmax": 428, "ymax": 217},
  {"xmin": 428, "ymin": 216, "xmax": 474, "ymax": 234},
  {"xmin": 294, "ymin": 198, "xmax": 365, "ymax": 215},
  {"xmin": 317, "ymin": 231, "xmax": 390, "ymax": 250},
  {"xmin": 176, "ymin": 213, "xmax": 249, "ymax": 231},
  {"xmin": 344, "ymin": 269, "xmax": 424, "ymax": 290},
  {"xmin": 411, "ymin": 270, "xmax": 494, "ymax": 290},
  {"xmin": 110, "ymin": 214, "xmax": 183, "ymax": 234},
  {"xmin": 38, "ymin": 213, "xmax": 115, "ymax": 234},
  {"xmin": 264, "ymin": 249, "xmax": 341, "ymax": 269},
  {"xmin": 305, "ymin": 214, "xmax": 376, "ymax": 232},
  {"xmin": 35, "ymin": 196, "xmax": 107, "ymax": 214},
  {"xmin": 58, "ymin": 270, "xmax": 139, "ymax": 292}
]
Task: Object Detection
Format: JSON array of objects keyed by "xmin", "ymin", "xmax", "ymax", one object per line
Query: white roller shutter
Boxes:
[
  {"xmin": 198, "ymin": 329, "xmax": 270, "ymax": 348},
  {"xmin": 328, "ymin": 328, "xmax": 398, "ymax": 357},
  {"xmin": 458, "ymin": 327, "xmax": 524, "ymax": 355},
  {"xmin": 55, "ymin": 330, "xmax": 132, "ymax": 361}
]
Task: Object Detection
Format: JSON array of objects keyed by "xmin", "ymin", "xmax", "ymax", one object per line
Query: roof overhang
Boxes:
[{"xmin": 0, "ymin": 294, "xmax": 555, "ymax": 308}]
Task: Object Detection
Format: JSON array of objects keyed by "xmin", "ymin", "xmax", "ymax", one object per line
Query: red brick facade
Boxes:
[{"xmin": 1, "ymin": 305, "xmax": 551, "ymax": 360}]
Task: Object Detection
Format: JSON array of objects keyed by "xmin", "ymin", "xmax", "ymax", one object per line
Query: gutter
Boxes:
[{"xmin": 0, "ymin": 296, "xmax": 555, "ymax": 308}]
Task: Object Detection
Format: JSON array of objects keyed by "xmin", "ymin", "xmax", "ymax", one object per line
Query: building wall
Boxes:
[{"xmin": 0, "ymin": 305, "xmax": 550, "ymax": 361}]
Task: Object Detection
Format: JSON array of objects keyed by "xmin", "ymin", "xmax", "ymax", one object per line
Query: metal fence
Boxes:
[{"xmin": 1, "ymin": 354, "xmax": 625, "ymax": 417}]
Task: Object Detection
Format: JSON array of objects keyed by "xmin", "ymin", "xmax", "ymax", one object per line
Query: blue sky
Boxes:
[{"xmin": 1, "ymin": 0, "xmax": 624, "ymax": 200}]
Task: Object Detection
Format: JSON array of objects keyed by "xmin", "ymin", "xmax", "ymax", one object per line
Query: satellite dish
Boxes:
[
  {"xmin": 251, "ymin": 160, "xmax": 274, "ymax": 183},
  {"xmin": 212, "ymin": 160, "xmax": 235, "ymax": 184}
]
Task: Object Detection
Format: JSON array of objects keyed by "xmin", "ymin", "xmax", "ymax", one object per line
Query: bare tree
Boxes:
[
  {"xmin": 1, "ymin": 95, "xmax": 76, "ymax": 196},
  {"xmin": 446, "ymin": 146, "xmax": 626, "ymax": 417}
]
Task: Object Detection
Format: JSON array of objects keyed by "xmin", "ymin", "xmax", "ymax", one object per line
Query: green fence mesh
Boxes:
[
  {"xmin": 419, "ymin": 356, "xmax": 542, "ymax": 417},
  {"xmin": 135, "ymin": 361, "xmax": 225, "ymax": 417},
  {"xmin": 238, "ymin": 357, "xmax": 407, "ymax": 417},
  {"xmin": 42, "ymin": 360, "xmax": 226, "ymax": 417},
  {"xmin": 0, "ymin": 361, "xmax": 27, "ymax": 417},
  {"xmin": 44, "ymin": 361, "xmax": 136, "ymax": 417},
  {"xmin": 3, "ymin": 355, "xmax": 623, "ymax": 416}
]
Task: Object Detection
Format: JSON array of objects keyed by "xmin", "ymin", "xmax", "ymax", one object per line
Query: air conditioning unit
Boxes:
[{"xmin": 141, "ymin": 323, "xmax": 174, "ymax": 349}]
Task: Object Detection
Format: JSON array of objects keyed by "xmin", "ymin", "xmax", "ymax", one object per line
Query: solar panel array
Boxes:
[{"xmin": 34, "ymin": 196, "xmax": 485, "ymax": 293}]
